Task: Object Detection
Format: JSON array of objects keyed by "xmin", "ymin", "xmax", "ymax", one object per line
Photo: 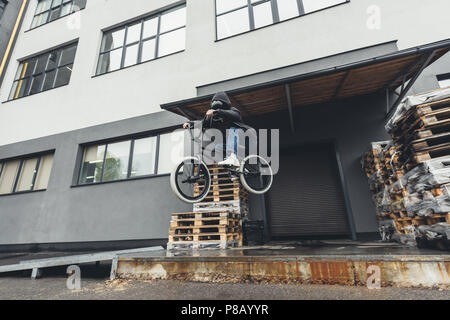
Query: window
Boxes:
[
  {"xmin": 0, "ymin": 0, "xmax": 7, "ymax": 20},
  {"xmin": 9, "ymin": 42, "xmax": 77, "ymax": 100},
  {"xmin": 78, "ymin": 130, "xmax": 185, "ymax": 184},
  {"xmin": 31, "ymin": 0, "xmax": 86, "ymax": 29},
  {"xmin": 0, "ymin": 153, "xmax": 54, "ymax": 195},
  {"xmin": 437, "ymin": 73, "xmax": 450, "ymax": 88},
  {"xmin": 216, "ymin": 0, "xmax": 347, "ymax": 40},
  {"xmin": 157, "ymin": 131, "xmax": 185, "ymax": 174},
  {"xmin": 96, "ymin": 4, "xmax": 186, "ymax": 75}
]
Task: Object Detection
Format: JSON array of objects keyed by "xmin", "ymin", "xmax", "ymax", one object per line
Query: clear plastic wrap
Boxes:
[
  {"xmin": 405, "ymin": 195, "xmax": 450, "ymax": 217},
  {"xmin": 385, "ymin": 88, "xmax": 450, "ymax": 132},
  {"xmin": 395, "ymin": 156, "xmax": 450, "ymax": 194}
]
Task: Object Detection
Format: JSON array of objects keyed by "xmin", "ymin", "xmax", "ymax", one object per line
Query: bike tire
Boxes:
[
  {"xmin": 170, "ymin": 157, "xmax": 211, "ymax": 203},
  {"xmin": 240, "ymin": 155, "xmax": 273, "ymax": 195}
]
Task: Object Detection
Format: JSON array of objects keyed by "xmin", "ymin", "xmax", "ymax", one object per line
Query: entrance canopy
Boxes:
[{"xmin": 161, "ymin": 39, "xmax": 450, "ymax": 121}]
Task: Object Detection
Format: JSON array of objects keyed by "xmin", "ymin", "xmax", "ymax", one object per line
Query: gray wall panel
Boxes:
[{"xmin": 0, "ymin": 110, "xmax": 191, "ymax": 245}]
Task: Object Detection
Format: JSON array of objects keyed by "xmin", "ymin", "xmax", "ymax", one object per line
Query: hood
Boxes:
[{"xmin": 211, "ymin": 91, "xmax": 232, "ymax": 110}]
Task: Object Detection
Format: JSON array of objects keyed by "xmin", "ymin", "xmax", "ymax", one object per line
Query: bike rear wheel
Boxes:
[
  {"xmin": 240, "ymin": 155, "xmax": 273, "ymax": 194},
  {"xmin": 170, "ymin": 157, "xmax": 211, "ymax": 203}
]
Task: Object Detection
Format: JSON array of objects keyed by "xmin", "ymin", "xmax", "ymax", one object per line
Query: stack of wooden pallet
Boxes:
[
  {"xmin": 389, "ymin": 96, "xmax": 450, "ymax": 171},
  {"xmin": 363, "ymin": 88, "xmax": 450, "ymax": 238},
  {"xmin": 167, "ymin": 165, "xmax": 248, "ymax": 250},
  {"xmin": 361, "ymin": 142, "xmax": 397, "ymax": 221}
]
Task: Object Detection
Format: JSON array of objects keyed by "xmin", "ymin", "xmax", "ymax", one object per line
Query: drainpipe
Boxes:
[{"xmin": 0, "ymin": 0, "xmax": 29, "ymax": 87}]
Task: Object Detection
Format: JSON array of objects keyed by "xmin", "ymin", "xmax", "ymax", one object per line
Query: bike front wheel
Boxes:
[
  {"xmin": 170, "ymin": 157, "xmax": 211, "ymax": 203},
  {"xmin": 240, "ymin": 155, "xmax": 273, "ymax": 195}
]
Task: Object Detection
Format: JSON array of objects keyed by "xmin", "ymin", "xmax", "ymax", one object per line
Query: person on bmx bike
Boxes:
[
  {"xmin": 172, "ymin": 91, "xmax": 273, "ymax": 203},
  {"xmin": 183, "ymin": 91, "xmax": 250, "ymax": 167}
]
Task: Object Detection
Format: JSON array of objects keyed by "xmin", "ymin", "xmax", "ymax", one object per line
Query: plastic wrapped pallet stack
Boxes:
[{"xmin": 363, "ymin": 87, "xmax": 450, "ymax": 249}]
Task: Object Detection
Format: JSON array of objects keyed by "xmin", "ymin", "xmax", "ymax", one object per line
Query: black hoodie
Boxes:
[{"xmin": 203, "ymin": 91, "xmax": 250, "ymax": 131}]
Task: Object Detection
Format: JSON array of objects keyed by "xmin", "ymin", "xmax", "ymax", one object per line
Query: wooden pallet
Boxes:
[
  {"xmin": 425, "ymin": 213, "xmax": 450, "ymax": 225},
  {"xmin": 171, "ymin": 211, "xmax": 240, "ymax": 220},
  {"xmin": 168, "ymin": 232, "xmax": 242, "ymax": 244},
  {"xmin": 389, "ymin": 188, "xmax": 408, "ymax": 202},
  {"xmin": 391, "ymin": 105, "xmax": 450, "ymax": 140},
  {"xmin": 193, "ymin": 200, "xmax": 248, "ymax": 214},
  {"xmin": 167, "ymin": 239, "xmax": 241, "ymax": 250},
  {"xmin": 406, "ymin": 142, "xmax": 450, "ymax": 165},
  {"xmin": 410, "ymin": 132, "xmax": 450, "ymax": 152},
  {"xmin": 394, "ymin": 216, "xmax": 427, "ymax": 234},
  {"xmin": 170, "ymin": 216, "xmax": 241, "ymax": 228}
]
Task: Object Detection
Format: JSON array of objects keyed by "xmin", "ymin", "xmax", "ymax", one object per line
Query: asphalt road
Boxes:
[{"xmin": 0, "ymin": 263, "xmax": 448, "ymax": 300}]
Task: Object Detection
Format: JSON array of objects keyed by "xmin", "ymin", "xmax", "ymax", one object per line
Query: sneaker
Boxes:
[{"xmin": 218, "ymin": 153, "xmax": 240, "ymax": 167}]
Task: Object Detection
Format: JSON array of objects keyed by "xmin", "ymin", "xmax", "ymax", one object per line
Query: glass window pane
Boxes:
[
  {"xmin": 0, "ymin": 160, "xmax": 20, "ymax": 194},
  {"xmin": 49, "ymin": 7, "xmax": 61, "ymax": 21},
  {"xmin": 277, "ymin": 0, "xmax": 299, "ymax": 20},
  {"xmin": 34, "ymin": 54, "xmax": 49, "ymax": 74},
  {"xmin": 12, "ymin": 78, "xmax": 31, "ymax": 99},
  {"xmin": 143, "ymin": 17, "xmax": 158, "ymax": 39},
  {"xmin": 22, "ymin": 59, "xmax": 37, "ymax": 78},
  {"xmin": 97, "ymin": 49, "xmax": 122, "ymax": 74},
  {"xmin": 35, "ymin": 0, "xmax": 52, "ymax": 14},
  {"xmin": 14, "ymin": 63, "xmax": 24, "ymax": 80},
  {"xmin": 302, "ymin": 0, "xmax": 345, "ymax": 13},
  {"xmin": 217, "ymin": 8, "xmax": 250, "ymax": 39},
  {"xmin": 29, "ymin": 74, "xmax": 44, "ymax": 95},
  {"xmin": 31, "ymin": 12, "xmax": 49, "ymax": 28},
  {"xmin": 35, "ymin": 154, "xmax": 54, "ymax": 190},
  {"xmin": 131, "ymin": 137, "xmax": 157, "ymax": 177},
  {"xmin": 101, "ymin": 28, "xmax": 125, "ymax": 52},
  {"xmin": 123, "ymin": 44, "xmax": 139, "ymax": 67},
  {"xmin": 61, "ymin": 3, "xmax": 72, "ymax": 16},
  {"xmin": 73, "ymin": 0, "xmax": 86, "ymax": 11},
  {"xmin": 216, "ymin": 0, "xmax": 247, "ymax": 14},
  {"xmin": 253, "ymin": 2, "xmax": 273, "ymax": 29},
  {"xmin": 42, "ymin": 70, "xmax": 56, "ymax": 91},
  {"xmin": 54, "ymin": 64, "xmax": 72, "ymax": 87},
  {"xmin": 59, "ymin": 45, "xmax": 77, "ymax": 66},
  {"xmin": 141, "ymin": 38, "xmax": 156, "ymax": 62},
  {"xmin": 47, "ymin": 51, "xmax": 60, "ymax": 69},
  {"xmin": 126, "ymin": 22, "xmax": 142, "ymax": 44},
  {"xmin": 79, "ymin": 145, "xmax": 106, "ymax": 184},
  {"xmin": 16, "ymin": 158, "xmax": 38, "ymax": 192},
  {"xmin": 102, "ymin": 141, "xmax": 131, "ymax": 182},
  {"xmin": 52, "ymin": 0, "xmax": 63, "ymax": 8},
  {"xmin": 158, "ymin": 28, "xmax": 185, "ymax": 57},
  {"xmin": 8, "ymin": 81, "xmax": 18, "ymax": 100},
  {"xmin": 157, "ymin": 131, "xmax": 185, "ymax": 174},
  {"xmin": 160, "ymin": 6, "xmax": 186, "ymax": 33}
]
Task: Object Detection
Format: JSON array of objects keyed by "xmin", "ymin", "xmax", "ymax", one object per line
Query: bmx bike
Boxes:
[{"xmin": 170, "ymin": 116, "xmax": 273, "ymax": 203}]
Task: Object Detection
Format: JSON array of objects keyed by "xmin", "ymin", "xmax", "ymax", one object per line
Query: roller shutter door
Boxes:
[{"xmin": 267, "ymin": 143, "xmax": 350, "ymax": 238}]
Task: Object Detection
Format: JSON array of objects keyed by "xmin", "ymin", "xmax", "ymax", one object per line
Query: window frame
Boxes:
[
  {"xmin": 30, "ymin": 0, "xmax": 86, "ymax": 30},
  {"xmin": 77, "ymin": 132, "xmax": 169, "ymax": 186},
  {"xmin": 437, "ymin": 73, "xmax": 450, "ymax": 88},
  {"xmin": 0, "ymin": 151, "xmax": 55, "ymax": 196},
  {"xmin": 215, "ymin": 0, "xmax": 349, "ymax": 40},
  {"xmin": 95, "ymin": 3, "xmax": 186, "ymax": 76},
  {"xmin": 8, "ymin": 41, "xmax": 78, "ymax": 101}
]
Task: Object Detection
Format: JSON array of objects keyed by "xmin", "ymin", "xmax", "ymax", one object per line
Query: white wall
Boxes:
[{"xmin": 1, "ymin": 0, "xmax": 450, "ymax": 146}]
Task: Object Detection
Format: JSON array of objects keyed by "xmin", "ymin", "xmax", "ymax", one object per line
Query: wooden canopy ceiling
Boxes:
[{"xmin": 161, "ymin": 45, "xmax": 450, "ymax": 120}]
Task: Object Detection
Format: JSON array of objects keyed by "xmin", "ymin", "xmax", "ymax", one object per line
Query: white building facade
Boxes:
[{"xmin": 0, "ymin": 0, "xmax": 449, "ymax": 250}]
